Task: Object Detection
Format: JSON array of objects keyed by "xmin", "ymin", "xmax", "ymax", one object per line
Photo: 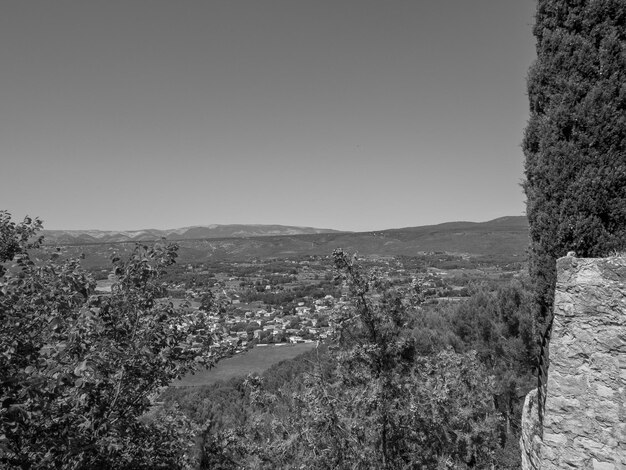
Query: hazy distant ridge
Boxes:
[
  {"xmin": 44, "ymin": 217, "xmax": 529, "ymax": 267},
  {"xmin": 42, "ymin": 224, "xmax": 343, "ymax": 244}
]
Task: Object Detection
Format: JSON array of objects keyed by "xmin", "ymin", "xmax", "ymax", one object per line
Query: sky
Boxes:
[{"xmin": 0, "ymin": 0, "xmax": 537, "ymax": 232}]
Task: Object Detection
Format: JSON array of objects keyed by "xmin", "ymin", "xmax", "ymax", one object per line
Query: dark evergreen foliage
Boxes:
[
  {"xmin": 523, "ymin": 0, "xmax": 626, "ymax": 317},
  {"xmin": 523, "ymin": 0, "xmax": 626, "ymax": 423}
]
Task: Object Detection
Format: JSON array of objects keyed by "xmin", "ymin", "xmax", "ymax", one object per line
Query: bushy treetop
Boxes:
[{"xmin": 0, "ymin": 212, "xmax": 230, "ymax": 469}]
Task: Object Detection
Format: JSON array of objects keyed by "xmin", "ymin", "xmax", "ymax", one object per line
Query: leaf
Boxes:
[{"xmin": 74, "ymin": 361, "xmax": 88, "ymax": 376}]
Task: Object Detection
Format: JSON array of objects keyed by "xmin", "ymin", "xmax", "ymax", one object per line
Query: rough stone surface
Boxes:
[
  {"xmin": 521, "ymin": 256, "xmax": 626, "ymax": 469},
  {"xmin": 520, "ymin": 388, "xmax": 542, "ymax": 470}
]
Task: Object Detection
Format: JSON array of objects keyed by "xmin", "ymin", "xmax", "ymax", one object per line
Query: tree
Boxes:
[
  {"xmin": 523, "ymin": 0, "xmax": 626, "ymax": 422},
  {"xmin": 0, "ymin": 212, "xmax": 43, "ymax": 276},
  {"xmin": 0, "ymin": 213, "xmax": 230, "ymax": 469},
  {"xmin": 523, "ymin": 0, "xmax": 626, "ymax": 318}
]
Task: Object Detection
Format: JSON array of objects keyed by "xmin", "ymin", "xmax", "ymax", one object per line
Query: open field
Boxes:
[{"xmin": 173, "ymin": 342, "xmax": 317, "ymax": 386}]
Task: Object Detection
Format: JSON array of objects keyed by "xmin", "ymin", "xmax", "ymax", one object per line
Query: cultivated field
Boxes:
[{"xmin": 173, "ymin": 342, "xmax": 317, "ymax": 386}]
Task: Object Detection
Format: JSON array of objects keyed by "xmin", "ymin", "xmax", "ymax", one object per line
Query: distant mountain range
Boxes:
[
  {"xmin": 45, "ymin": 216, "xmax": 530, "ymax": 266},
  {"xmin": 42, "ymin": 224, "xmax": 342, "ymax": 245}
]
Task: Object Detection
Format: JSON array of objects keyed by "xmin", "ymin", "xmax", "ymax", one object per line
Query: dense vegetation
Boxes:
[
  {"xmin": 164, "ymin": 252, "xmax": 535, "ymax": 469},
  {"xmin": 0, "ymin": 212, "xmax": 231, "ymax": 469},
  {"xmin": 523, "ymin": 0, "xmax": 626, "ymax": 318},
  {"xmin": 1, "ymin": 213, "xmax": 536, "ymax": 468},
  {"xmin": 523, "ymin": 0, "xmax": 626, "ymax": 420}
]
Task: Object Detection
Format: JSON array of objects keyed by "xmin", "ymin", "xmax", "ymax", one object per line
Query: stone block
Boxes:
[
  {"xmin": 543, "ymin": 432, "xmax": 567, "ymax": 446},
  {"xmin": 592, "ymin": 459, "xmax": 614, "ymax": 470}
]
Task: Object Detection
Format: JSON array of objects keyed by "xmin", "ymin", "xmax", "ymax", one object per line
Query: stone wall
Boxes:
[{"xmin": 521, "ymin": 255, "xmax": 626, "ymax": 469}]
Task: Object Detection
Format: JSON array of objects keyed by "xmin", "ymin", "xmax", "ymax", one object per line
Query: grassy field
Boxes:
[{"xmin": 173, "ymin": 342, "xmax": 317, "ymax": 386}]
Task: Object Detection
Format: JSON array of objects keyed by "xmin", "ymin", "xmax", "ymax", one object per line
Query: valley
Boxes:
[{"xmin": 75, "ymin": 217, "xmax": 530, "ymax": 387}]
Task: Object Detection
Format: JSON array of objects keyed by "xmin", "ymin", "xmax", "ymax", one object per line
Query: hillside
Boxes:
[
  {"xmin": 42, "ymin": 224, "xmax": 342, "ymax": 244},
  {"xmin": 47, "ymin": 216, "xmax": 529, "ymax": 268}
]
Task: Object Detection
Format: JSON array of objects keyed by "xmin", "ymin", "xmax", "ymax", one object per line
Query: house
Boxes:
[{"xmin": 295, "ymin": 306, "xmax": 310, "ymax": 316}]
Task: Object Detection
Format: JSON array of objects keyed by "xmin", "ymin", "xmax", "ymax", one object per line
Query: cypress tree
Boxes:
[
  {"xmin": 523, "ymin": 0, "xmax": 626, "ymax": 421},
  {"xmin": 523, "ymin": 0, "xmax": 626, "ymax": 319}
]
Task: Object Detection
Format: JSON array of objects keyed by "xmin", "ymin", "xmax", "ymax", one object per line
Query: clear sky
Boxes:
[{"xmin": 1, "ymin": 0, "xmax": 537, "ymax": 232}]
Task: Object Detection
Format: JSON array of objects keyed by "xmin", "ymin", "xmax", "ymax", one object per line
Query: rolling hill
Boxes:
[{"xmin": 44, "ymin": 216, "xmax": 529, "ymax": 268}]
